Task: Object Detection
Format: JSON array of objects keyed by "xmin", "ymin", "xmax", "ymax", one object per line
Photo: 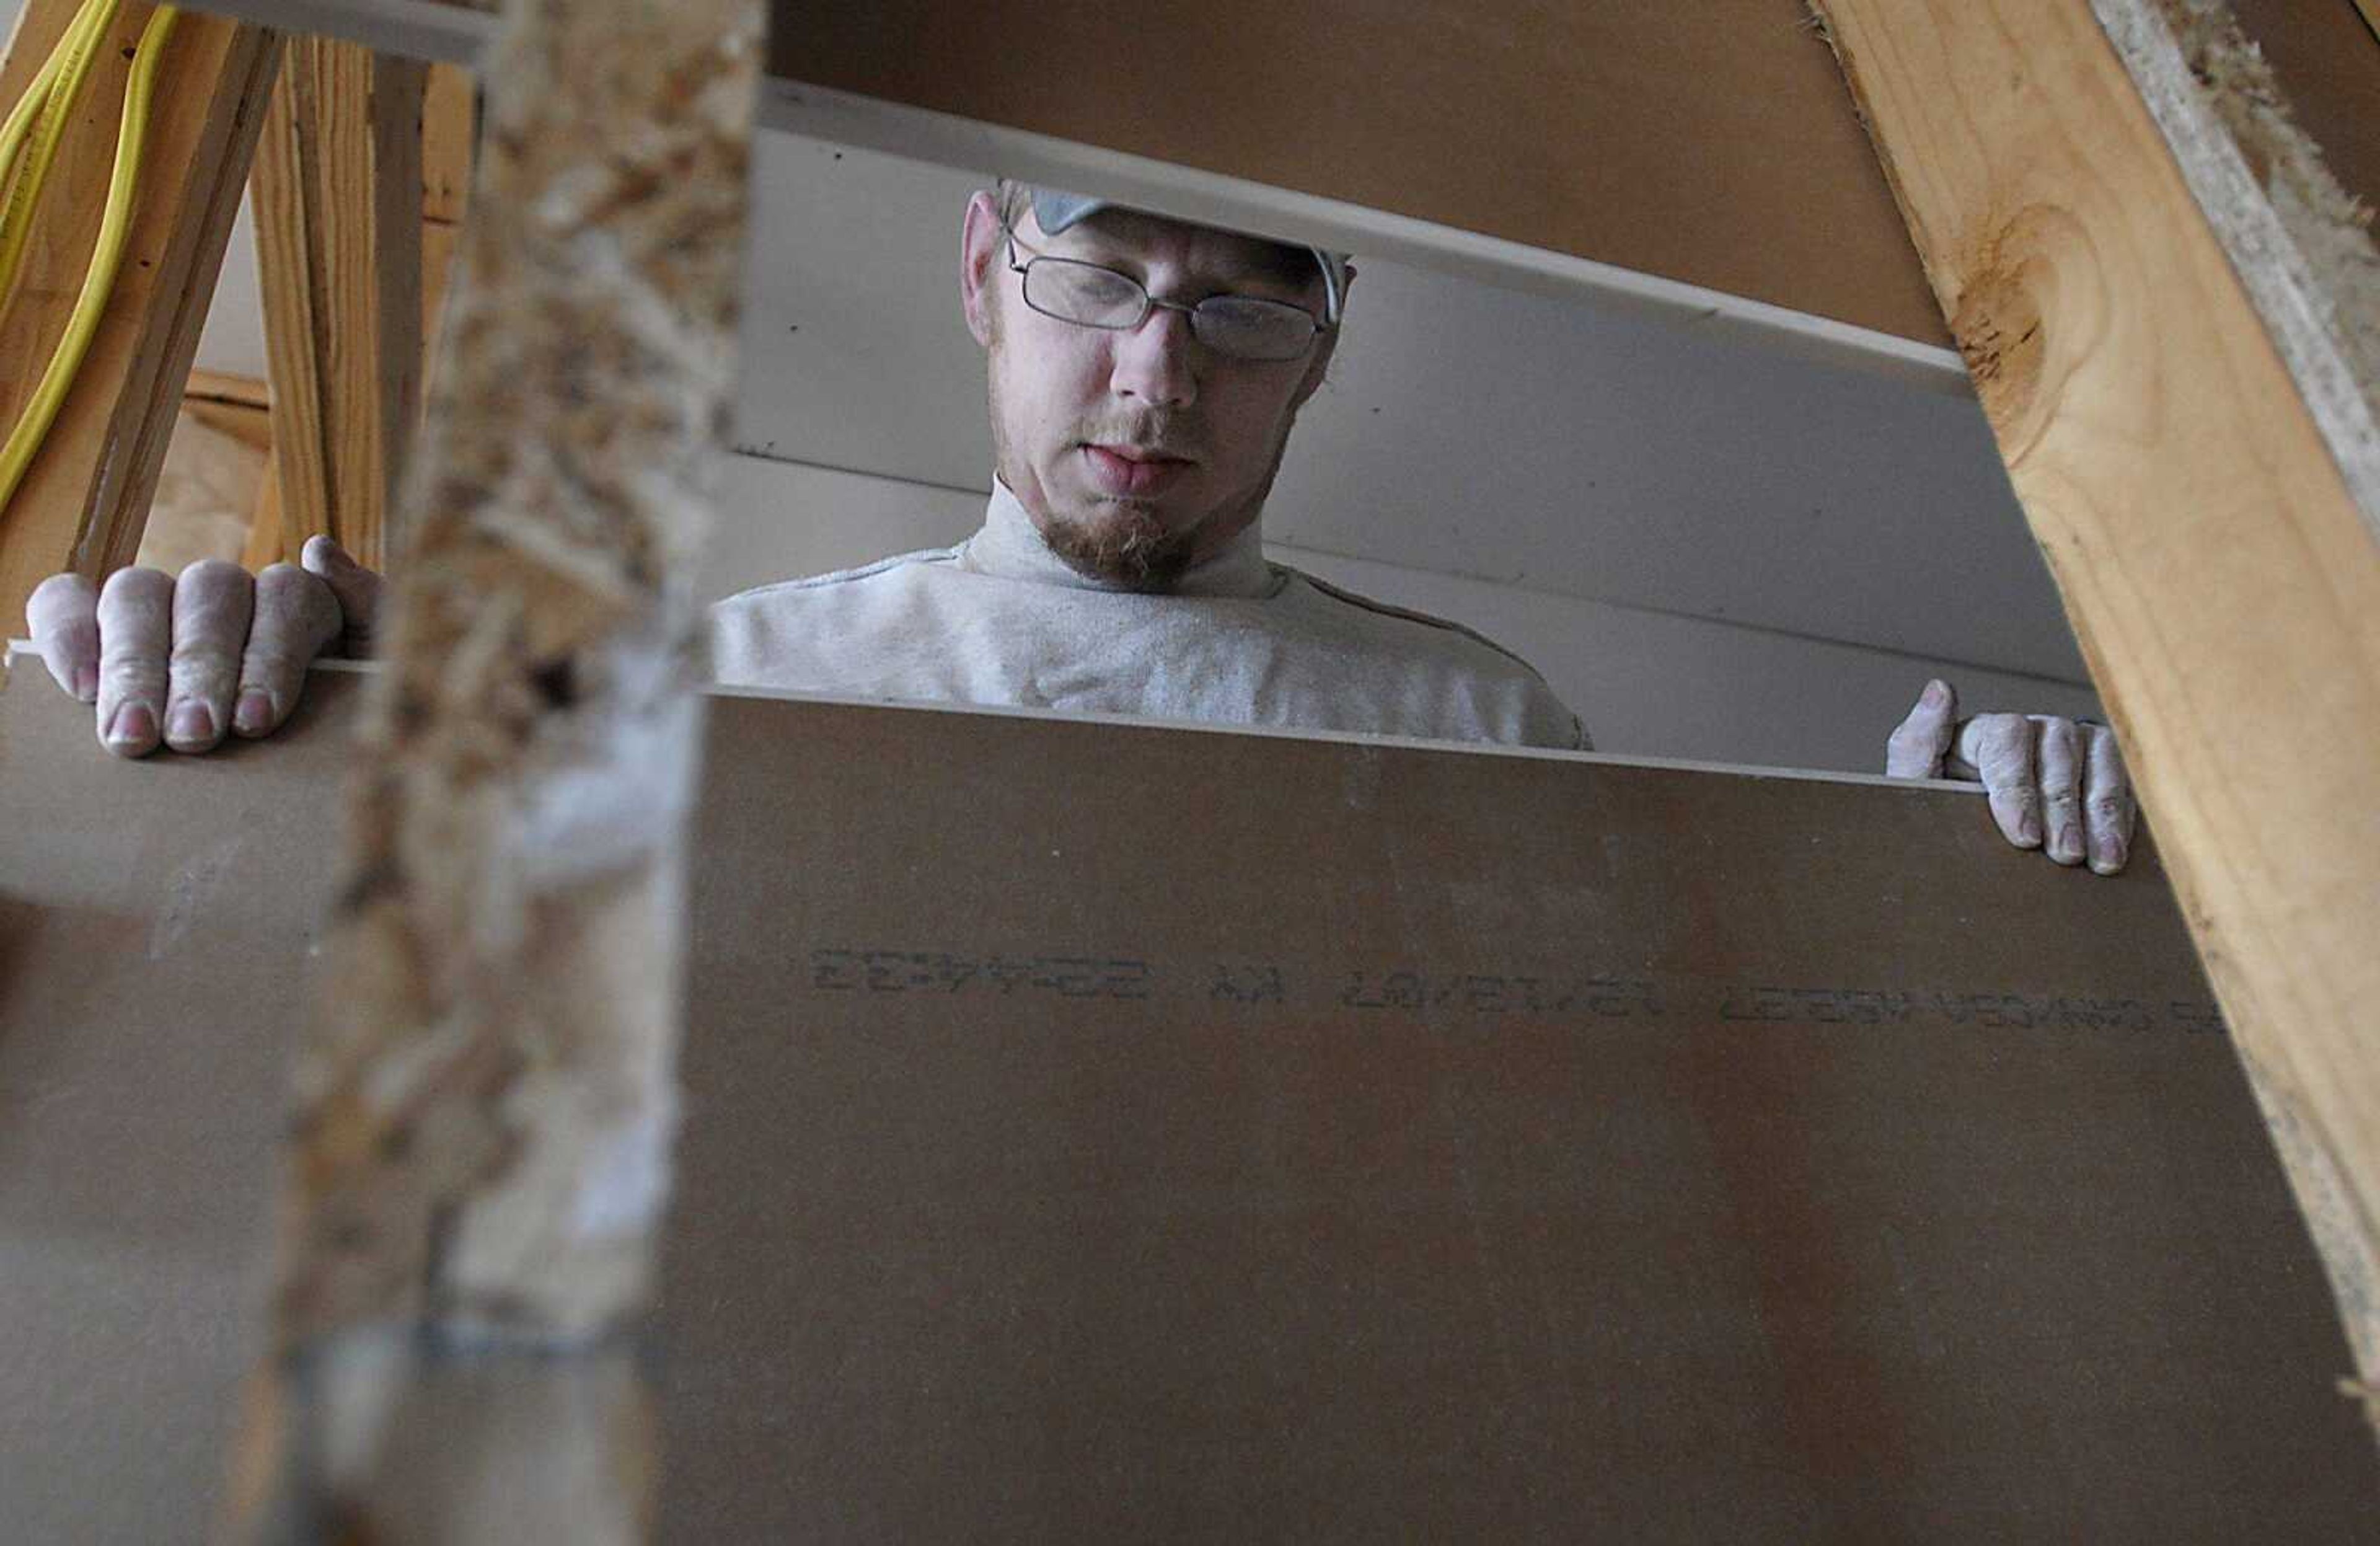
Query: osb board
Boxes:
[
  {"xmin": 2227, "ymin": 0, "xmax": 2380, "ymax": 218},
  {"xmin": 764, "ymin": 0, "xmax": 1950, "ymax": 346},
  {"xmin": 2, "ymin": 668, "xmax": 2376, "ymax": 1540}
]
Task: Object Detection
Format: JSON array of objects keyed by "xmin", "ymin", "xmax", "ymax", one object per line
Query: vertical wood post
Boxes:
[
  {"xmin": 224, "ymin": 0, "xmax": 763, "ymax": 1535},
  {"xmin": 0, "ymin": 1, "xmax": 280, "ymax": 628},
  {"xmin": 249, "ymin": 33, "xmax": 424, "ymax": 572},
  {"xmin": 1813, "ymin": 0, "xmax": 2380, "ymax": 1434}
]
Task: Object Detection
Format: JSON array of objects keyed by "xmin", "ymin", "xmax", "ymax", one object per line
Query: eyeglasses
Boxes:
[{"xmin": 1001, "ymin": 222, "xmax": 1328, "ymax": 364}]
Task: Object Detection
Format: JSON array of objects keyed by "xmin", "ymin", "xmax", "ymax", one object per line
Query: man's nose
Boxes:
[{"xmin": 1108, "ymin": 305, "xmax": 1199, "ymax": 408}]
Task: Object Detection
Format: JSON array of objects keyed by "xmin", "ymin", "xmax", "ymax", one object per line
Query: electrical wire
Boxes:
[
  {"xmin": 0, "ymin": 0, "xmax": 125, "ymax": 312},
  {"xmin": 0, "ymin": 4, "xmax": 178, "ymax": 518},
  {"xmin": 0, "ymin": 0, "xmax": 97, "ymax": 207}
]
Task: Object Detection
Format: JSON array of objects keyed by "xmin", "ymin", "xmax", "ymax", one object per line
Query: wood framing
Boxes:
[
  {"xmin": 419, "ymin": 58, "xmax": 470, "ymax": 223},
  {"xmin": 416, "ymin": 61, "xmax": 470, "ymax": 402},
  {"xmin": 0, "ymin": 2, "xmax": 280, "ymax": 632},
  {"xmin": 177, "ymin": 0, "xmax": 1972, "ymax": 385},
  {"xmin": 225, "ymin": 0, "xmax": 762, "ymax": 1532},
  {"xmin": 1812, "ymin": 0, "xmax": 2380, "ymax": 1429},
  {"xmin": 181, "ymin": 369, "xmax": 275, "ymax": 453},
  {"xmin": 249, "ymin": 33, "xmax": 424, "ymax": 572}
]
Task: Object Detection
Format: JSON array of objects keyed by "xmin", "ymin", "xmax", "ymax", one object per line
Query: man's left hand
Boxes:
[{"xmin": 1886, "ymin": 679, "xmax": 2134, "ymax": 875}]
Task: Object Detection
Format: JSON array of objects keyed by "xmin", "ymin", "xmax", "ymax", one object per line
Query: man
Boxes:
[{"xmin": 22, "ymin": 182, "xmax": 2133, "ymax": 873}]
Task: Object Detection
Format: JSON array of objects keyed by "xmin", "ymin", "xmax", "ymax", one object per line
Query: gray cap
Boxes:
[{"xmin": 1029, "ymin": 187, "xmax": 1349, "ymax": 326}]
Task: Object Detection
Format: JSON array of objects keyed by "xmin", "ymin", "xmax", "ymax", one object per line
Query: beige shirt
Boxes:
[{"xmin": 710, "ymin": 480, "xmax": 1585, "ymax": 750}]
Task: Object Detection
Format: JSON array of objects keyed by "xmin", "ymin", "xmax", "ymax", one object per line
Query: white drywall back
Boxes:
[{"xmin": 699, "ymin": 453, "xmax": 2100, "ymax": 775}]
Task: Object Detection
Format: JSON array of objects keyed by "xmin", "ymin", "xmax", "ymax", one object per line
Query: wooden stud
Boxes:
[
  {"xmin": 226, "ymin": 0, "xmax": 764, "ymax": 1532},
  {"xmin": 1812, "ymin": 0, "xmax": 2380, "ymax": 1431},
  {"xmin": 0, "ymin": 2, "xmax": 281, "ymax": 630},
  {"xmin": 185, "ymin": 367, "xmax": 273, "ymax": 412},
  {"xmin": 420, "ymin": 60, "xmax": 472, "ymax": 226},
  {"xmin": 418, "ymin": 211, "xmax": 461, "ymax": 409},
  {"xmin": 249, "ymin": 34, "xmax": 424, "ymax": 573},
  {"xmin": 181, "ymin": 369, "xmax": 273, "ymax": 456},
  {"xmin": 241, "ymin": 459, "xmax": 283, "ymax": 572},
  {"xmin": 418, "ymin": 61, "xmax": 472, "ymax": 404}
]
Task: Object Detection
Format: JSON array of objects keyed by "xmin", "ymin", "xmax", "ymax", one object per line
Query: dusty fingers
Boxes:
[
  {"xmin": 92, "ymin": 567, "xmax": 177, "ymax": 756},
  {"xmin": 1884, "ymin": 678, "xmax": 1957, "ymax": 779},
  {"xmin": 236, "ymin": 562, "xmax": 343, "ymax": 736},
  {"xmin": 300, "ymin": 536, "xmax": 382, "ymax": 655},
  {"xmin": 26, "ymin": 572, "xmax": 101, "ymax": 703},
  {"xmin": 1952, "ymin": 712, "xmax": 2043, "ymax": 851},
  {"xmin": 164, "ymin": 560, "xmax": 256, "ymax": 752},
  {"xmin": 2083, "ymin": 722, "xmax": 2135, "ymax": 875},
  {"xmin": 2036, "ymin": 715, "xmax": 2086, "ymax": 866}
]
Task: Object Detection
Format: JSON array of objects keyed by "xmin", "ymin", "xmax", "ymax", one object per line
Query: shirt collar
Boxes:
[{"xmin": 959, "ymin": 477, "xmax": 1281, "ymax": 599}]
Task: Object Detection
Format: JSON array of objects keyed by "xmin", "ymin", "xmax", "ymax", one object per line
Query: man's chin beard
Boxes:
[{"xmin": 1041, "ymin": 503, "xmax": 1197, "ymax": 592}]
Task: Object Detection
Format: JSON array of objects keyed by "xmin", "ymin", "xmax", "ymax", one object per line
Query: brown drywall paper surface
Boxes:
[
  {"xmin": 3, "ymin": 669, "xmax": 2376, "ymax": 1538},
  {"xmin": 765, "ymin": 0, "xmax": 1951, "ymax": 345}
]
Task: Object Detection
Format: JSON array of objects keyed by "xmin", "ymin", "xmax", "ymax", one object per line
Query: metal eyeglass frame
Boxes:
[{"xmin": 997, "ymin": 218, "xmax": 1330, "ymax": 363}]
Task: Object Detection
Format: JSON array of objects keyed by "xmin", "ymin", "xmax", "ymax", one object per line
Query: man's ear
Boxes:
[
  {"xmin": 960, "ymin": 190, "xmax": 1003, "ymax": 349},
  {"xmin": 1290, "ymin": 261, "xmax": 1354, "ymax": 409}
]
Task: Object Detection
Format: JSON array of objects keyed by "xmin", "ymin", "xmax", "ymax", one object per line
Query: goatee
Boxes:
[{"xmin": 1041, "ymin": 504, "xmax": 1197, "ymax": 591}]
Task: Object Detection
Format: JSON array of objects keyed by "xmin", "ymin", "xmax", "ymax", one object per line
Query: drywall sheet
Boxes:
[
  {"xmin": 2, "ymin": 666, "xmax": 2374, "ymax": 1540},
  {"xmin": 767, "ymin": 0, "xmax": 1949, "ymax": 344}
]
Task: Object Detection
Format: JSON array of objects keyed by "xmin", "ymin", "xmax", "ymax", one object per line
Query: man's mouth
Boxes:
[{"xmin": 1082, "ymin": 444, "xmax": 1192, "ymax": 498}]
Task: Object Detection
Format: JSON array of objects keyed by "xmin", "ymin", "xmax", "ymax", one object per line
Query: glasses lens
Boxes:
[
  {"xmin": 1023, "ymin": 258, "xmax": 1147, "ymax": 328},
  {"xmin": 1193, "ymin": 297, "xmax": 1318, "ymax": 361}
]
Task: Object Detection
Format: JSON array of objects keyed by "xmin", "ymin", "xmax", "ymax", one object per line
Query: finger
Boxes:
[
  {"xmin": 2036, "ymin": 716, "xmax": 2085, "ymax": 866},
  {"xmin": 1954, "ymin": 712, "xmax": 2042, "ymax": 849},
  {"xmin": 236, "ymin": 562, "xmax": 343, "ymax": 736},
  {"xmin": 1884, "ymin": 678, "xmax": 1957, "ymax": 779},
  {"xmin": 301, "ymin": 536, "xmax": 383, "ymax": 655},
  {"xmin": 25, "ymin": 572, "xmax": 100, "ymax": 702},
  {"xmin": 164, "ymin": 560, "xmax": 255, "ymax": 753},
  {"xmin": 93, "ymin": 567, "xmax": 174, "ymax": 758},
  {"xmin": 2083, "ymin": 722, "xmax": 2136, "ymax": 875}
]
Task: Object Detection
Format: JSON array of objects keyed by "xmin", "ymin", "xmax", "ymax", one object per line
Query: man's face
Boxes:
[{"xmin": 960, "ymin": 192, "xmax": 1344, "ymax": 590}]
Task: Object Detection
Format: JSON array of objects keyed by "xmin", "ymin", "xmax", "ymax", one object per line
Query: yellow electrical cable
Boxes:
[
  {"xmin": 0, "ymin": 1, "xmax": 91, "ymax": 193},
  {"xmin": 0, "ymin": 0, "xmax": 127, "ymax": 311},
  {"xmin": 0, "ymin": 39, "xmax": 64, "ymax": 195},
  {"xmin": 0, "ymin": 4, "xmax": 177, "ymax": 518}
]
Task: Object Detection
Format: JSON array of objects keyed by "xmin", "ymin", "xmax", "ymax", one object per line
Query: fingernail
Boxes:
[
  {"xmin": 73, "ymin": 663, "xmax": 97, "ymax": 702},
  {"xmin": 2019, "ymin": 810, "xmax": 2043, "ymax": 846},
  {"xmin": 234, "ymin": 688, "xmax": 275, "ymax": 736},
  {"xmin": 2092, "ymin": 833, "xmax": 2127, "ymax": 875},
  {"xmin": 1921, "ymin": 680, "xmax": 1947, "ymax": 708},
  {"xmin": 2058, "ymin": 822, "xmax": 2083, "ymax": 863},
  {"xmin": 107, "ymin": 702, "xmax": 156, "ymax": 749},
  {"xmin": 167, "ymin": 700, "xmax": 214, "ymax": 746}
]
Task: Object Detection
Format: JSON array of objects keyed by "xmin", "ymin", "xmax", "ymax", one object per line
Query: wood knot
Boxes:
[
  {"xmin": 1951, "ymin": 265, "xmax": 2045, "ymax": 423},
  {"xmin": 1946, "ymin": 205, "xmax": 2099, "ymax": 459}
]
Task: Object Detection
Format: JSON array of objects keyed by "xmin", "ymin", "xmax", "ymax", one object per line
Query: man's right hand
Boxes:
[{"xmin": 24, "ymin": 537, "xmax": 381, "ymax": 757}]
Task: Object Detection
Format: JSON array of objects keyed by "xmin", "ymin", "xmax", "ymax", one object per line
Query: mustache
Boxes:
[{"xmin": 1073, "ymin": 414, "xmax": 1205, "ymax": 461}]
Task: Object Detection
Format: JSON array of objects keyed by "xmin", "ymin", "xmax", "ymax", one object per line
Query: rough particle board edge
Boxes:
[{"xmin": 2096, "ymin": 0, "xmax": 2380, "ymax": 544}]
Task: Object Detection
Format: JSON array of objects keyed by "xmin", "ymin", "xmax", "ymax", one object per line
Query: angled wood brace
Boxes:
[{"xmin": 1814, "ymin": 0, "xmax": 2380, "ymax": 1437}]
